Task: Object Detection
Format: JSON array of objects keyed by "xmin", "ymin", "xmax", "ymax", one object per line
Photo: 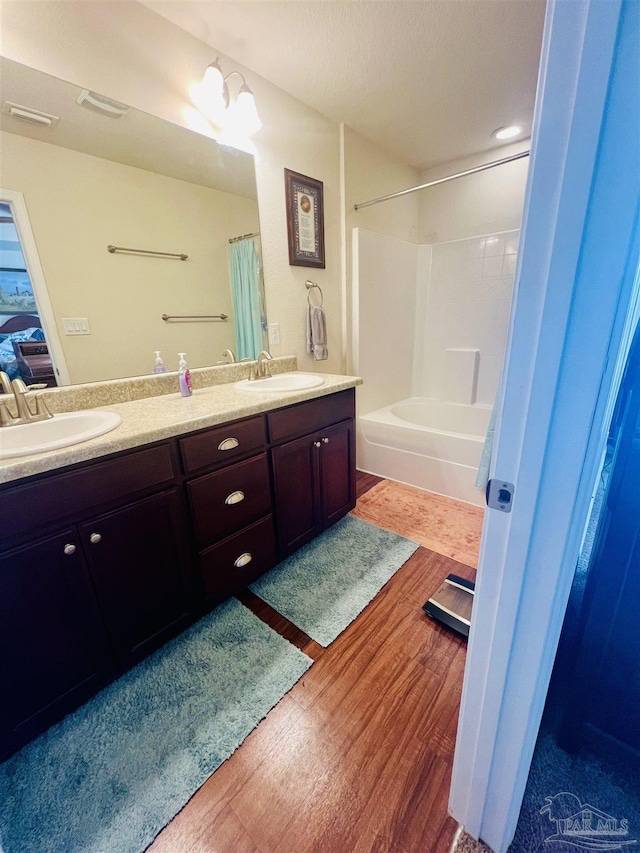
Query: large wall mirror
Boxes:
[{"xmin": 0, "ymin": 56, "xmax": 268, "ymax": 386}]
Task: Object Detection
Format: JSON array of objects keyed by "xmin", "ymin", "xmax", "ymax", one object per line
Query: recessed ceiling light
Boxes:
[{"xmin": 492, "ymin": 125, "xmax": 523, "ymax": 140}]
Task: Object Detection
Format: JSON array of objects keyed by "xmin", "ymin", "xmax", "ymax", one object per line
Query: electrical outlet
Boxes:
[
  {"xmin": 268, "ymin": 323, "xmax": 281, "ymax": 345},
  {"xmin": 62, "ymin": 317, "xmax": 91, "ymax": 335}
]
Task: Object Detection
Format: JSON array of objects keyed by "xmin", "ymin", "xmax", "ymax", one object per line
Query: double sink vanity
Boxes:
[{"xmin": 0, "ymin": 359, "xmax": 361, "ymax": 760}]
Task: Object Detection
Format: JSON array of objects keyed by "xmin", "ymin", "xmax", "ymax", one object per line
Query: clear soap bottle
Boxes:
[{"xmin": 152, "ymin": 351, "xmax": 168, "ymax": 374}]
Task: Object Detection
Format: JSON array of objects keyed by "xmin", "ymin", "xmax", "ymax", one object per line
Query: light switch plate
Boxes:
[{"xmin": 62, "ymin": 317, "xmax": 91, "ymax": 335}]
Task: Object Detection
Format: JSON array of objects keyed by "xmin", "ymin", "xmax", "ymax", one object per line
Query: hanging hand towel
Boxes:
[{"xmin": 306, "ymin": 305, "xmax": 328, "ymax": 360}]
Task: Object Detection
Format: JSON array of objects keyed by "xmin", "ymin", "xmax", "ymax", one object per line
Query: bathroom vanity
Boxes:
[{"xmin": 0, "ymin": 373, "xmax": 359, "ymax": 759}]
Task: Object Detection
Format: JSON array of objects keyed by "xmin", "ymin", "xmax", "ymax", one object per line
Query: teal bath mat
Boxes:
[
  {"xmin": 0, "ymin": 599, "xmax": 311, "ymax": 853},
  {"xmin": 250, "ymin": 514, "xmax": 420, "ymax": 646}
]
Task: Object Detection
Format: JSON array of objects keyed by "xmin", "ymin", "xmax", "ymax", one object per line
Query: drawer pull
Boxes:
[
  {"xmin": 322, "ymin": 437, "xmax": 330, "ymax": 444},
  {"xmin": 218, "ymin": 437, "xmax": 239, "ymax": 451},
  {"xmin": 225, "ymin": 490, "xmax": 245, "ymax": 505},
  {"xmin": 234, "ymin": 552, "xmax": 253, "ymax": 568},
  {"xmin": 63, "ymin": 543, "xmax": 76, "ymax": 556},
  {"xmin": 89, "ymin": 532, "xmax": 102, "ymax": 544},
  {"xmin": 313, "ymin": 440, "xmax": 321, "ymax": 448}
]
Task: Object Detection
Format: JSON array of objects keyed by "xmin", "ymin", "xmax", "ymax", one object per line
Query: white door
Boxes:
[{"xmin": 449, "ymin": 0, "xmax": 640, "ymax": 849}]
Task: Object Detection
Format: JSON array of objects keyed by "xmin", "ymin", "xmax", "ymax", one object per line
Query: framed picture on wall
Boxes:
[{"xmin": 284, "ymin": 169, "xmax": 325, "ymax": 268}]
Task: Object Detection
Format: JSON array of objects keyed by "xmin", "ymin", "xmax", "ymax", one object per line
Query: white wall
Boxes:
[
  {"xmin": 1, "ymin": 131, "xmax": 258, "ymax": 383},
  {"xmin": 343, "ymin": 126, "xmax": 420, "ymax": 375},
  {"xmin": 353, "ymin": 229, "xmax": 418, "ymax": 415},
  {"xmin": 418, "ymin": 140, "xmax": 530, "ymax": 243},
  {"xmin": 0, "ymin": 0, "xmax": 343, "ymax": 374}
]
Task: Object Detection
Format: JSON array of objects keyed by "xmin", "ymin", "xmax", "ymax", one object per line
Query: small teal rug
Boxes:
[
  {"xmin": 250, "ymin": 514, "xmax": 420, "ymax": 646},
  {"xmin": 0, "ymin": 599, "xmax": 311, "ymax": 853}
]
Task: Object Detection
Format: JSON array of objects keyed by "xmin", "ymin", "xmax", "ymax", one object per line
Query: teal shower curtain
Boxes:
[{"xmin": 229, "ymin": 239, "xmax": 263, "ymax": 361}]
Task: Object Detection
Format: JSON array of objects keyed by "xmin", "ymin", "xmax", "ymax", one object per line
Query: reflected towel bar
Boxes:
[
  {"xmin": 108, "ymin": 245, "xmax": 188, "ymax": 260},
  {"xmin": 162, "ymin": 313, "xmax": 228, "ymax": 321}
]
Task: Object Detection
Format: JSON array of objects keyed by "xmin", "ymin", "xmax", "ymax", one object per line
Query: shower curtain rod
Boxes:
[
  {"xmin": 228, "ymin": 231, "xmax": 260, "ymax": 243},
  {"xmin": 353, "ymin": 150, "xmax": 530, "ymax": 211}
]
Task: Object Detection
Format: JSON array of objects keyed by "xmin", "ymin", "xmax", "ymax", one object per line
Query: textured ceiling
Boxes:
[{"xmin": 143, "ymin": 0, "xmax": 546, "ymax": 170}]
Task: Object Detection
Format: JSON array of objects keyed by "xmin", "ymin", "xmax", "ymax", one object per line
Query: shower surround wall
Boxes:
[{"xmin": 354, "ymin": 227, "xmax": 518, "ymax": 505}]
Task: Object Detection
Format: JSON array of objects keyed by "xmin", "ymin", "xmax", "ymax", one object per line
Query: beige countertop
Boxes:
[{"xmin": 0, "ymin": 373, "xmax": 362, "ymax": 485}]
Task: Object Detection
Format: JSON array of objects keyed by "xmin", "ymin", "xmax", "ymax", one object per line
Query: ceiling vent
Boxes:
[
  {"xmin": 3, "ymin": 101, "xmax": 59, "ymax": 127},
  {"xmin": 76, "ymin": 89, "xmax": 129, "ymax": 118}
]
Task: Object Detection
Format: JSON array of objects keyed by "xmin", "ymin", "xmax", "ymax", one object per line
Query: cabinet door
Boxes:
[
  {"xmin": 272, "ymin": 433, "xmax": 322, "ymax": 556},
  {"xmin": 319, "ymin": 419, "xmax": 356, "ymax": 528},
  {"xmin": 0, "ymin": 530, "xmax": 113, "ymax": 759},
  {"xmin": 80, "ymin": 489, "xmax": 191, "ymax": 669}
]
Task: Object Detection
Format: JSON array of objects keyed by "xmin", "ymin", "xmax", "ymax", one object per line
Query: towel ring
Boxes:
[{"xmin": 305, "ymin": 280, "xmax": 323, "ymax": 307}]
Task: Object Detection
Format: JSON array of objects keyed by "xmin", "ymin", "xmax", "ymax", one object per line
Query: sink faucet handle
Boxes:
[
  {"xmin": 34, "ymin": 393, "xmax": 53, "ymax": 419},
  {"xmin": 0, "ymin": 371, "xmax": 12, "ymax": 395}
]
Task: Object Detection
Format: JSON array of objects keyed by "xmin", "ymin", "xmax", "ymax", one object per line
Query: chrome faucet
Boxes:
[
  {"xmin": 220, "ymin": 349, "xmax": 236, "ymax": 364},
  {"xmin": 0, "ymin": 372, "xmax": 53, "ymax": 427},
  {"xmin": 250, "ymin": 351, "xmax": 273, "ymax": 381}
]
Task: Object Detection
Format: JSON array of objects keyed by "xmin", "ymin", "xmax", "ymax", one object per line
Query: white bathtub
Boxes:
[{"xmin": 357, "ymin": 397, "xmax": 492, "ymax": 506}]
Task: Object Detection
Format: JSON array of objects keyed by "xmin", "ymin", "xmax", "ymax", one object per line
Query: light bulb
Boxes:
[{"xmin": 230, "ymin": 84, "xmax": 262, "ymax": 136}]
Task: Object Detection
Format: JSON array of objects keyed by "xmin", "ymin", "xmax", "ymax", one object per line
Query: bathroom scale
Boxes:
[{"xmin": 422, "ymin": 574, "xmax": 475, "ymax": 639}]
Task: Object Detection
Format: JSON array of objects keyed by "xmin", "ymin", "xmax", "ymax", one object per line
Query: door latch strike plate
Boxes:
[{"xmin": 486, "ymin": 479, "xmax": 514, "ymax": 512}]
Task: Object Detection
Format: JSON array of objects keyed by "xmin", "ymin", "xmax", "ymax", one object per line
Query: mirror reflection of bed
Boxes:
[{"xmin": 0, "ymin": 314, "xmax": 57, "ymax": 387}]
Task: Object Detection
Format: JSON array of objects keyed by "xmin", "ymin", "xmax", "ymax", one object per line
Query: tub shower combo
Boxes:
[{"xmin": 353, "ymin": 226, "xmax": 519, "ymax": 508}]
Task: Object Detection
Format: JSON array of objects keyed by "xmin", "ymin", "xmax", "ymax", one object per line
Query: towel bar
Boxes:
[{"xmin": 161, "ymin": 313, "xmax": 228, "ymax": 321}]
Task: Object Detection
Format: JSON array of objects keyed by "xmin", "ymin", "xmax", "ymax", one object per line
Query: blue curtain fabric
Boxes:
[{"xmin": 229, "ymin": 239, "xmax": 263, "ymax": 361}]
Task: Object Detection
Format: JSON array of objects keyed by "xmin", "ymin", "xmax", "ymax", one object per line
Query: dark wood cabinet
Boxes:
[
  {"xmin": 0, "ymin": 530, "xmax": 113, "ymax": 759},
  {"xmin": 0, "ymin": 385, "xmax": 356, "ymax": 758},
  {"xmin": 79, "ymin": 489, "xmax": 191, "ymax": 669},
  {"xmin": 0, "ymin": 443, "xmax": 192, "ymax": 759},
  {"xmin": 270, "ymin": 393, "xmax": 356, "ymax": 557}
]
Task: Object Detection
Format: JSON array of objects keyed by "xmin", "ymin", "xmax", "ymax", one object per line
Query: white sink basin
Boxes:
[
  {"xmin": 235, "ymin": 373, "xmax": 325, "ymax": 394},
  {"xmin": 0, "ymin": 410, "xmax": 122, "ymax": 459}
]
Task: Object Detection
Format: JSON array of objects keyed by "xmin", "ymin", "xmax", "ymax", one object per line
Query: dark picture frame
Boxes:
[{"xmin": 284, "ymin": 169, "xmax": 325, "ymax": 268}]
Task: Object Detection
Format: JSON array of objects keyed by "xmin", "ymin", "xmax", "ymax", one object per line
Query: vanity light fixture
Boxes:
[
  {"xmin": 200, "ymin": 57, "xmax": 262, "ymax": 136},
  {"xmin": 491, "ymin": 124, "xmax": 524, "ymax": 140}
]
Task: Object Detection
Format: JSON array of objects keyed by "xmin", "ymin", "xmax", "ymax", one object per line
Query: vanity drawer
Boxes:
[
  {"xmin": 0, "ymin": 443, "xmax": 176, "ymax": 544},
  {"xmin": 267, "ymin": 389, "xmax": 355, "ymax": 444},
  {"xmin": 199, "ymin": 516, "xmax": 276, "ymax": 603},
  {"xmin": 187, "ymin": 453, "xmax": 272, "ymax": 548},
  {"xmin": 180, "ymin": 416, "xmax": 266, "ymax": 475}
]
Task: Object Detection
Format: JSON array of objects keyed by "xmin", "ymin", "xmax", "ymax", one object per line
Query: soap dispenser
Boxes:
[
  {"xmin": 152, "ymin": 351, "xmax": 168, "ymax": 374},
  {"xmin": 178, "ymin": 352, "xmax": 192, "ymax": 397}
]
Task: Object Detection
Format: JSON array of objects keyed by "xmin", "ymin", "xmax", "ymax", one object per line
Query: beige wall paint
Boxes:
[
  {"xmin": 418, "ymin": 140, "xmax": 530, "ymax": 243},
  {"xmin": 2, "ymin": 131, "xmax": 258, "ymax": 383},
  {"xmin": 0, "ymin": 0, "xmax": 343, "ymax": 375}
]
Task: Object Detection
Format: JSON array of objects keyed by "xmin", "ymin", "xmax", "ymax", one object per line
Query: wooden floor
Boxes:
[{"xmin": 149, "ymin": 474, "xmax": 476, "ymax": 853}]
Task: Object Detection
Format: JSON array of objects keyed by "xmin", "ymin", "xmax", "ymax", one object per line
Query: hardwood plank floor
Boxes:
[{"xmin": 149, "ymin": 473, "xmax": 474, "ymax": 853}]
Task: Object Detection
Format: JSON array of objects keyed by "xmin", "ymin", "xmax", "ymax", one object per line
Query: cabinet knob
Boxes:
[
  {"xmin": 234, "ymin": 552, "xmax": 253, "ymax": 568},
  {"xmin": 218, "ymin": 437, "xmax": 239, "ymax": 451},
  {"xmin": 313, "ymin": 440, "xmax": 321, "ymax": 448},
  {"xmin": 89, "ymin": 532, "xmax": 102, "ymax": 545},
  {"xmin": 322, "ymin": 437, "xmax": 330, "ymax": 444},
  {"xmin": 63, "ymin": 543, "xmax": 76, "ymax": 556},
  {"xmin": 224, "ymin": 490, "xmax": 245, "ymax": 505}
]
